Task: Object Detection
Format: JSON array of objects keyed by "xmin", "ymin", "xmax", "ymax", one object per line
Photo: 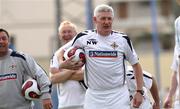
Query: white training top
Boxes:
[
  {"xmin": 171, "ymin": 45, "xmax": 180, "ymax": 101},
  {"xmin": 50, "ymin": 48, "xmax": 85, "ymax": 109},
  {"xmin": 173, "ymin": 16, "xmax": 180, "ymax": 101},
  {"xmin": 126, "ymin": 66, "xmax": 153, "ymax": 97},
  {"xmin": 62, "ymin": 30, "xmax": 139, "ymax": 90},
  {"xmin": 175, "ymin": 16, "xmax": 180, "ymax": 53}
]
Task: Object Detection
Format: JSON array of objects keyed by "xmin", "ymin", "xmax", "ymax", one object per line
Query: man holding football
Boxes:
[
  {"xmin": 0, "ymin": 28, "xmax": 52, "ymax": 109},
  {"xmin": 50, "ymin": 21, "xmax": 86, "ymax": 109},
  {"xmin": 59, "ymin": 4, "xmax": 144, "ymax": 109}
]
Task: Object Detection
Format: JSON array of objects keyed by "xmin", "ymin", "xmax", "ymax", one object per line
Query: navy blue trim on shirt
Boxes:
[
  {"xmin": 122, "ymin": 36, "xmax": 133, "ymax": 51},
  {"xmin": 79, "ymin": 80, "xmax": 88, "ymax": 89},
  {"xmin": 10, "ymin": 51, "xmax": 26, "ymax": 61},
  {"xmin": 131, "ymin": 76, "xmax": 135, "ymax": 79},
  {"xmin": 49, "ymin": 83, "xmax": 52, "ymax": 93},
  {"xmin": 122, "ymin": 52, "xmax": 127, "ymax": 85},
  {"xmin": 143, "ymin": 74, "xmax": 152, "ymax": 79},
  {"xmin": 72, "ymin": 32, "xmax": 87, "ymax": 46},
  {"xmin": 127, "ymin": 71, "xmax": 152, "ymax": 80}
]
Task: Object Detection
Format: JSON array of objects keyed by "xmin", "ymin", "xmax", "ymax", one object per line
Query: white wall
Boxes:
[{"xmin": 0, "ymin": 0, "xmax": 56, "ymax": 57}]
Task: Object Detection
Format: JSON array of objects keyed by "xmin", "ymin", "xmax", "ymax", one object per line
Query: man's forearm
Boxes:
[
  {"xmin": 168, "ymin": 72, "xmax": 178, "ymax": 98},
  {"xmin": 50, "ymin": 70, "xmax": 74, "ymax": 84},
  {"xmin": 150, "ymin": 77, "xmax": 160, "ymax": 105},
  {"xmin": 133, "ymin": 63, "xmax": 143, "ymax": 90},
  {"xmin": 69, "ymin": 70, "xmax": 84, "ymax": 81}
]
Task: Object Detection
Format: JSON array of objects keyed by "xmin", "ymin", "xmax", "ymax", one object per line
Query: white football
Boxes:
[
  {"xmin": 21, "ymin": 78, "xmax": 41, "ymax": 100},
  {"xmin": 64, "ymin": 46, "xmax": 85, "ymax": 62}
]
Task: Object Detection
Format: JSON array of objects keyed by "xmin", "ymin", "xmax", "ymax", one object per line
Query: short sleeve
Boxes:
[
  {"xmin": 123, "ymin": 36, "xmax": 139, "ymax": 65},
  {"xmin": 143, "ymin": 71, "xmax": 153, "ymax": 89},
  {"xmin": 171, "ymin": 45, "xmax": 179, "ymax": 72}
]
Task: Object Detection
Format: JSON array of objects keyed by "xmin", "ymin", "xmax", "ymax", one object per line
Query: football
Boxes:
[
  {"xmin": 64, "ymin": 46, "xmax": 85, "ymax": 63},
  {"xmin": 21, "ymin": 78, "xmax": 41, "ymax": 100}
]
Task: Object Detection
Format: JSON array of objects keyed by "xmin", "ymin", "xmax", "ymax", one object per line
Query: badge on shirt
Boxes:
[{"xmin": 110, "ymin": 42, "xmax": 118, "ymax": 50}]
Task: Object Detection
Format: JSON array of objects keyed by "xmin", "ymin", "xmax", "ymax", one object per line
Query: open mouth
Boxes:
[
  {"xmin": 103, "ymin": 26, "xmax": 109, "ymax": 29},
  {"xmin": 103, "ymin": 25, "xmax": 111, "ymax": 29},
  {"xmin": 0, "ymin": 44, "xmax": 5, "ymax": 48}
]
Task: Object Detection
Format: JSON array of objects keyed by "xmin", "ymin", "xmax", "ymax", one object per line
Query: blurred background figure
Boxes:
[
  {"xmin": 127, "ymin": 66, "xmax": 160, "ymax": 109},
  {"xmin": 0, "ymin": 28, "xmax": 52, "ymax": 109},
  {"xmin": 163, "ymin": 0, "xmax": 180, "ymax": 108}
]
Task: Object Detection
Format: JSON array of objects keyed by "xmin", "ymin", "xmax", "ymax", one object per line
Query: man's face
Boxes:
[
  {"xmin": 59, "ymin": 26, "xmax": 76, "ymax": 44},
  {"xmin": 0, "ymin": 31, "xmax": 9, "ymax": 55},
  {"xmin": 93, "ymin": 11, "xmax": 113, "ymax": 36}
]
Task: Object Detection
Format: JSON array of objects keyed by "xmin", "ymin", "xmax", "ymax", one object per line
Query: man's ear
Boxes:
[{"xmin": 93, "ymin": 16, "xmax": 96, "ymax": 23}]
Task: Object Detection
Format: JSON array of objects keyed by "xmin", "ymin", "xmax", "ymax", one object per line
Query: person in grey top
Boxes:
[{"xmin": 0, "ymin": 28, "xmax": 52, "ymax": 109}]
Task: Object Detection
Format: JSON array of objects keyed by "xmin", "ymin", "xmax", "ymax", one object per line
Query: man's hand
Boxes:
[
  {"xmin": 70, "ymin": 69, "xmax": 84, "ymax": 81},
  {"xmin": 153, "ymin": 102, "xmax": 160, "ymax": 109},
  {"xmin": 42, "ymin": 98, "xmax": 53, "ymax": 109},
  {"xmin": 132, "ymin": 92, "xmax": 143, "ymax": 108},
  {"xmin": 163, "ymin": 96, "xmax": 172, "ymax": 108},
  {"xmin": 60, "ymin": 56, "xmax": 84, "ymax": 70}
]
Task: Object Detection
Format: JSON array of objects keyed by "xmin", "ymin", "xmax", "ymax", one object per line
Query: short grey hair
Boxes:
[{"xmin": 94, "ymin": 4, "xmax": 114, "ymax": 17}]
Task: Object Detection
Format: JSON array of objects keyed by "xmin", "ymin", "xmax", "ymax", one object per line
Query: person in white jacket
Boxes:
[
  {"xmin": 126, "ymin": 66, "xmax": 160, "ymax": 109},
  {"xmin": 50, "ymin": 21, "xmax": 86, "ymax": 109},
  {"xmin": 163, "ymin": 0, "xmax": 180, "ymax": 108}
]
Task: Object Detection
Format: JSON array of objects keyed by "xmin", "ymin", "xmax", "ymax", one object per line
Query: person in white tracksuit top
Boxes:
[
  {"xmin": 163, "ymin": 0, "xmax": 180, "ymax": 108},
  {"xmin": 0, "ymin": 28, "xmax": 52, "ymax": 109},
  {"xmin": 126, "ymin": 66, "xmax": 160, "ymax": 109}
]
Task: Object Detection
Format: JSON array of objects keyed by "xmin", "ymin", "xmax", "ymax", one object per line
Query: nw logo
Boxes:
[{"xmin": 87, "ymin": 39, "xmax": 98, "ymax": 45}]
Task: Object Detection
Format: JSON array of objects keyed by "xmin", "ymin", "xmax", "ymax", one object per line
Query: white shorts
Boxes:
[
  {"xmin": 59, "ymin": 106, "xmax": 83, "ymax": 109},
  {"xmin": 84, "ymin": 85, "xmax": 130, "ymax": 109},
  {"xmin": 174, "ymin": 101, "xmax": 180, "ymax": 109}
]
